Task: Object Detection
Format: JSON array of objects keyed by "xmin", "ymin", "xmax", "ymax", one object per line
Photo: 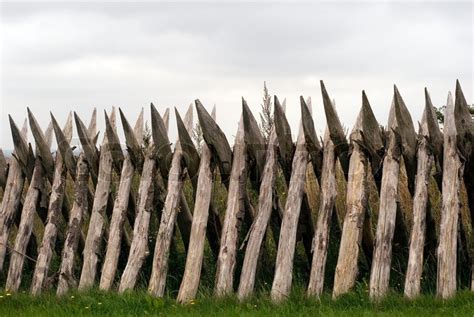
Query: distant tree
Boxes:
[
  {"xmin": 259, "ymin": 81, "xmax": 273, "ymax": 142},
  {"xmin": 435, "ymin": 105, "xmax": 446, "ymax": 124},
  {"xmin": 434, "ymin": 104, "xmax": 474, "ymax": 124}
]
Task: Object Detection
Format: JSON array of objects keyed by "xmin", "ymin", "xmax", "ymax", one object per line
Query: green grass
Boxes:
[{"xmin": 1, "ymin": 287, "xmax": 474, "ymax": 316}]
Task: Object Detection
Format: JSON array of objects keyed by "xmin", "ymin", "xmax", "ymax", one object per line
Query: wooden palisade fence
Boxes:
[{"xmin": 0, "ymin": 80, "xmax": 472, "ymax": 303}]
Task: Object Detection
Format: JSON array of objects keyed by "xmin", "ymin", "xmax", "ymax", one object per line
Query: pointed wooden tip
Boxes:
[
  {"xmin": 74, "ymin": 111, "xmax": 99, "ymax": 173},
  {"xmin": 105, "ymin": 110, "xmax": 124, "ymax": 168},
  {"xmin": 183, "ymin": 105, "xmax": 194, "ymax": 133},
  {"xmin": 176, "ymin": 108, "xmax": 200, "ymax": 179},
  {"xmin": 301, "ymin": 96, "xmax": 322, "ymax": 179},
  {"xmin": 195, "ymin": 99, "xmax": 232, "ymax": 183},
  {"xmin": 211, "ymin": 105, "xmax": 217, "ymax": 120},
  {"xmin": 87, "ymin": 108, "xmax": 97, "ymax": 138},
  {"xmin": 27, "ymin": 108, "xmax": 54, "ymax": 179},
  {"xmin": 119, "ymin": 108, "xmax": 143, "ymax": 169},
  {"xmin": 273, "ymin": 95, "xmax": 293, "ymax": 177},
  {"xmin": 163, "ymin": 108, "xmax": 170, "ymax": 133},
  {"xmin": 241, "ymin": 98, "xmax": 265, "ymax": 181},
  {"xmin": 9, "ymin": 115, "xmax": 32, "ymax": 171},
  {"xmin": 133, "ymin": 107, "xmax": 144, "ymax": 142},
  {"xmin": 150, "ymin": 104, "xmax": 172, "ymax": 177}
]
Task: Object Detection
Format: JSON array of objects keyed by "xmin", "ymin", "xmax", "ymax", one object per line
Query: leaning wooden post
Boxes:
[
  {"xmin": 177, "ymin": 104, "xmax": 221, "ymax": 259},
  {"xmin": 437, "ymin": 92, "xmax": 464, "ymax": 298},
  {"xmin": 273, "ymin": 96, "xmax": 315, "ymax": 265},
  {"xmin": 332, "ymin": 91, "xmax": 383, "ymax": 298},
  {"xmin": 119, "ymin": 106, "xmax": 168, "ymax": 293},
  {"xmin": 57, "ymin": 153, "xmax": 90, "ymax": 295},
  {"xmin": 237, "ymin": 100, "xmax": 286, "ymax": 300},
  {"xmin": 403, "ymin": 89, "xmax": 442, "ymax": 299},
  {"xmin": 177, "ymin": 104, "xmax": 219, "ymax": 303},
  {"xmin": 79, "ymin": 109, "xmax": 122, "ymax": 290},
  {"xmin": 0, "ymin": 118, "xmax": 30, "ymax": 271},
  {"xmin": 99, "ymin": 109, "xmax": 144, "ymax": 291},
  {"xmin": 5, "ymin": 118, "xmax": 52, "ymax": 292},
  {"xmin": 369, "ymin": 94, "xmax": 404, "ymax": 301},
  {"xmin": 271, "ymin": 105, "xmax": 309, "ymax": 303},
  {"xmin": 31, "ymin": 113, "xmax": 73, "ymax": 295},
  {"xmin": 452, "ymin": 81, "xmax": 474, "ymax": 290},
  {"xmin": 57, "ymin": 112, "xmax": 97, "ymax": 295},
  {"xmin": 215, "ymin": 113, "xmax": 247, "ymax": 297},
  {"xmin": 307, "ymin": 127, "xmax": 337, "ymax": 296},
  {"xmin": 148, "ymin": 106, "xmax": 194, "ymax": 297}
]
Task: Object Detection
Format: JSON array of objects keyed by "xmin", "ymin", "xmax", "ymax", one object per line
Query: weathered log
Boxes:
[
  {"xmin": 307, "ymin": 128, "xmax": 337, "ymax": 297},
  {"xmin": 369, "ymin": 97, "xmax": 402, "ymax": 301},
  {"xmin": 177, "ymin": 107, "xmax": 219, "ymax": 303},
  {"xmin": 118, "ymin": 149, "xmax": 155, "ymax": 293},
  {"xmin": 79, "ymin": 109, "xmax": 119, "ymax": 290},
  {"xmin": 5, "ymin": 122, "xmax": 52, "ymax": 292},
  {"xmin": 195, "ymin": 99, "xmax": 232, "ymax": 186},
  {"xmin": 148, "ymin": 106, "xmax": 194, "ymax": 297},
  {"xmin": 404, "ymin": 90, "xmax": 439, "ymax": 299},
  {"xmin": 271, "ymin": 113, "xmax": 309, "ymax": 303},
  {"xmin": 119, "ymin": 105, "xmax": 170, "ymax": 292},
  {"xmin": 0, "ymin": 119, "xmax": 29, "ymax": 271},
  {"xmin": 99, "ymin": 110, "xmax": 144, "ymax": 291},
  {"xmin": 214, "ymin": 115, "xmax": 247, "ymax": 297},
  {"xmin": 332, "ymin": 92, "xmax": 380, "ymax": 298},
  {"xmin": 238, "ymin": 101, "xmax": 283, "ymax": 300},
  {"xmin": 453, "ymin": 82, "xmax": 474, "ymax": 286},
  {"xmin": 57, "ymin": 153, "xmax": 90, "ymax": 295},
  {"xmin": 273, "ymin": 97, "xmax": 314, "ymax": 265},
  {"xmin": 437, "ymin": 92, "xmax": 464, "ymax": 298},
  {"xmin": 31, "ymin": 114, "xmax": 73, "ymax": 295},
  {"xmin": 176, "ymin": 107, "xmax": 223, "ymax": 258}
]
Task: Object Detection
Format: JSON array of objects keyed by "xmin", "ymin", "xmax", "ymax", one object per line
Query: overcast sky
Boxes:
[{"xmin": 0, "ymin": 1, "xmax": 472, "ymax": 149}]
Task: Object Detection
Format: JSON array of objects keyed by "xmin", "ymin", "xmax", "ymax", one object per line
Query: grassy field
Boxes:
[{"xmin": 1, "ymin": 287, "xmax": 474, "ymax": 317}]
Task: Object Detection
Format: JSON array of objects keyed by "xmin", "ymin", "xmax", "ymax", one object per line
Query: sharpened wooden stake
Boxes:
[
  {"xmin": 31, "ymin": 114, "xmax": 73, "ymax": 295},
  {"xmin": 271, "ymin": 110, "xmax": 309, "ymax": 303},
  {"xmin": 404, "ymin": 89, "xmax": 441, "ymax": 299},
  {"xmin": 437, "ymin": 92, "xmax": 464, "ymax": 299},
  {"xmin": 332, "ymin": 105, "xmax": 369, "ymax": 298},
  {"xmin": 178, "ymin": 104, "xmax": 218, "ymax": 303},
  {"xmin": 307, "ymin": 127, "xmax": 337, "ymax": 297},
  {"xmin": 0, "ymin": 149, "xmax": 7, "ymax": 191},
  {"xmin": 57, "ymin": 153, "xmax": 90, "ymax": 295},
  {"xmin": 237, "ymin": 99, "xmax": 285, "ymax": 300},
  {"xmin": 99, "ymin": 109, "xmax": 144, "ymax": 291},
  {"xmin": 369, "ymin": 97, "xmax": 402, "ymax": 301},
  {"xmin": 214, "ymin": 114, "xmax": 247, "ymax": 297},
  {"xmin": 148, "ymin": 106, "xmax": 194, "ymax": 297},
  {"xmin": 79, "ymin": 109, "xmax": 118, "ymax": 290}
]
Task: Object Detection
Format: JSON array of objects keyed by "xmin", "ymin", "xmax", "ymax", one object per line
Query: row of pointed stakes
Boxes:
[{"xmin": 0, "ymin": 80, "xmax": 472, "ymax": 302}]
